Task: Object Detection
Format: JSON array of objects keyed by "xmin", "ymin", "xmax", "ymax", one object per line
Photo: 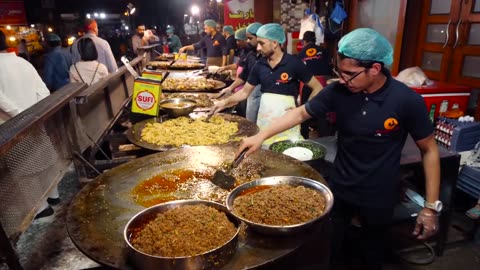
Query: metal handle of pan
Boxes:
[
  {"xmin": 232, "ymin": 148, "xmax": 249, "ymax": 168},
  {"xmin": 453, "ymin": 18, "xmax": 462, "ymax": 48},
  {"xmin": 443, "ymin": 19, "xmax": 452, "ymax": 48}
]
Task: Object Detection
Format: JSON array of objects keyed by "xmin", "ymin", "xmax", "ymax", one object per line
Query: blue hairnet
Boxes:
[
  {"xmin": 246, "ymin": 22, "xmax": 262, "ymax": 35},
  {"xmin": 338, "ymin": 28, "xmax": 393, "ymax": 66},
  {"xmin": 235, "ymin": 27, "xmax": 247, "ymax": 40},
  {"xmin": 204, "ymin": 19, "xmax": 216, "ymax": 28},
  {"xmin": 256, "ymin": 23, "xmax": 286, "ymax": 44},
  {"xmin": 223, "ymin": 25, "xmax": 234, "ymax": 35}
]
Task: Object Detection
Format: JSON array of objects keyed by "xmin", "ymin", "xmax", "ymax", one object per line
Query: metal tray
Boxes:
[
  {"xmin": 162, "ymin": 79, "xmax": 226, "ymax": 93},
  {"xmin": 66, "ymin": 145, "xmax": 327, "ymax": 269},
  {"xmin": 126, "ymin": 113, "xmax": 259, "ymax": 151}
]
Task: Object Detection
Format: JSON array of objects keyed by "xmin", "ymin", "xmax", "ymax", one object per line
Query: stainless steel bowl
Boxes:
[
  {"xmin": 226, "ymin": 176, "xmax": 334, "ymax": 235},
  {"xmin": 159, "ymin": 98, "xmax": 197, "ymax": 118},
  {"xmin": 269, "ymin": 139, "xmax": 327, "ymax": 161},
  {"xmin": 124, "ymin": 200, "xmax": 240, "ymax": 270}
]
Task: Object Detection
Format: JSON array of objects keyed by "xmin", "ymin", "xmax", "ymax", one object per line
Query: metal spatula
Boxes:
[{"xmin": 211, "ymin": 148, "xmax": 248, "ymax": 190}]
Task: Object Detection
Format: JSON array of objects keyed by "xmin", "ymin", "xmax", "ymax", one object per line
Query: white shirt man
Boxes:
[{"xmin": 71, "ymin": 19, "xmax": 118, "ymax": 73}]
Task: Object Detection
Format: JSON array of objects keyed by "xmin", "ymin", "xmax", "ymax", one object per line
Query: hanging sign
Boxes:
[{"xmin": 224, "ymin": 0, "xmax": 255, "ymax": 30}]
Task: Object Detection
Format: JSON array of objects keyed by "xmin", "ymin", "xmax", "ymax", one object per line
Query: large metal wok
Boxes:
[
  {"xmin": 66, "ymin": 146, "xmax": 327, "ymax": 269},
  {"xmin": 126, "ymin": 113, "xmax": 259, "ymax": 151}
]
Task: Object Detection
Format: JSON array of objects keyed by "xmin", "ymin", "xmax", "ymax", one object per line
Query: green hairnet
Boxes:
[
  {"xmin": 223, "ymin": 25, "xmax": 234, "ymax": 35},
  {"xmin": 46, "ymin": 33, "xmax": 61, "ymax": 42},
  {"xmin": 235, "ymin": 27, "xmax": 247, "ymax": 40},
  {"xmin": 204, "ymin": 19, "xmax": 217, "ymax": 28},
  {"xmin": 166, "ymin": 27, "xmax": 174, "ymax": 34},
  {"xmin": 338, "ymin": 28, "xmax": 393, "ymax": 66},
  {"xmin": 246, "ymin": 22, "xmax": 262, "ymax": 35},
  {"xmin": 256, "ymin": 23, "xmax": 286, "ymax": 44}
]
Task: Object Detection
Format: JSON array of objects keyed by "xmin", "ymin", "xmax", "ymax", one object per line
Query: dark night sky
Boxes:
[{"xmin": 23, "ymin": 0, "xmax": 192, "ymax": 29}]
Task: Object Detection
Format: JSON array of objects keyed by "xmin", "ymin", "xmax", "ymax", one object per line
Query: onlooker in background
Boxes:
[
  {"xmin": 0, "ymin": 30, "xmax": 59, "ymax": 219},
  {"xmin": 180, "ymin": 19, "xmax": 227, "ymax": 67},
  {"xmin": 223, "ymin": 25, "xmax": 237, "ymax": 65},
  {"xmin": 69, "ymin": 37, "xmax": 108, "ymax": 86},
  {"xmin": 71, "ymin": 19, "xmax": 118, "ymax": 73},
  {"xmin": 166, "ymin": 26, "xmax": 182, "ymax": 53},
  {"xmin": 43, "ymin": 33, "xmax": 72, "ymax": 92},
  {"xmin": 17, "ymin": 39, "xmax": 29, "ymax": 61},
  {"xmin": 132, "ymin": 23, "xmax": 160, "ymax": 56},
  {"xmin": 298, "ymin": 30, "xmax": 331, "ymax": 138},
  {"xmin": 216, "ymin": 22, "xmax": 263, "ymax": 123},
  {"xmin": 216, "ymin": 22, "xmax": 223, "ymax": 33}
]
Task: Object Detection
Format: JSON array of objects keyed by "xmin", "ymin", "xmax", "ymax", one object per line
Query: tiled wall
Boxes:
[{"xmin": 280, "ymin": 0, "xmax": 308, "ymax": 32}]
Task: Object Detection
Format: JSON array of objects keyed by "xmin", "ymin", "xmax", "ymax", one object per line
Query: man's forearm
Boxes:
[
  {"xmin": 423, "ymin": 146, "xmax": 441, "ymax": 203},
  {"xmin": 228, "ymin": 78, "xmax": 245, "ymax": 91},
  {"xmin": 224, "ymin": 89, "xmax": 249, "ymax": 107}
]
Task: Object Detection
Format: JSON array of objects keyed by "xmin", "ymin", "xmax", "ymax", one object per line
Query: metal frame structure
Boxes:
[{"xmin": 0, "ymin": 57, "xmax": 143, "ymax": 269}]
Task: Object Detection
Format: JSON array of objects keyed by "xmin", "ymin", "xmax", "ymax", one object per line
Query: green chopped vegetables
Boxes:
[{"xmin": 270, "ymin": 141, "xmax": 326, "ymax": 160}]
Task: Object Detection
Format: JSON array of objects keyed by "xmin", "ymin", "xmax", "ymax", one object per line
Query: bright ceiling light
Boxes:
[
  {"xmin": 6, "ymin": 25, "xmax": 11, "ymax": 30},
  {"xmin": 30, "ymin": 24, "xmax": 35, "ymax": 28},
  {"xmin": 47, "ymin": 27, "xmax": 53, "ymax": 32},
  {"xmin": 86, "ymin": 13, "xmax": 91, "ymax": 19},
  {"xmin": 94, "ymin": 12, "xmax": 99, "ymax": 17},
  {"xmin": 127, "ymin": 3, "xmax": 136, "ymax": 15},
  {"xmin": 191, "ymin": 5, "xmax": 200, "ymax": 15},
  {"xmin": 9, "ymin": 36, "xmax": 16, "ymax": 41},
  {"xmin": 100, "ymin": 13, "xmax": 106, "ymax": 19},
  {"xmin": 216, "ymin": 0, "xmax": 222, "ymax": 2},
  {"xmin": 125, "ymin": 26, "xmax": 129, "ymax": 30}
]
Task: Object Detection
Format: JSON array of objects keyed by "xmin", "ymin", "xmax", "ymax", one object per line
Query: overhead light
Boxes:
[
  {"xmin": 48, "ymin": 27, "xmax": 53, "ymax": 32},
  {"xmin": 191, "ymin": 5, "xmax": 200, "ymax": 15},
  {"xmin": 125, "ymin": 26, "xmax": 129, "ymax": 30},
  {"xmin": 124, "ymin": 11, "xmax": 128, "ymax": 16},
  {"xmin": 9, "ymin": 36, "xmax": 16, "ymax": 41},
  {"xmin": 100, "ymin": 13, "xmax": 106, "ymax": 19},
  {"xmin": 6, "ymin": 25, "xmax": 11, "ymax": 30},
  {"xmin": 184, "ymin": 14, "xmax": 188, "ymax": 17},
  {"xmin": 216, "ymin": 0, "xmax": 222, "ymax": 2},
  {"xmin": 30, "ymin": 24, "xmax": 35, "ymax": 28},
  {"xmin": 86, "ymin": 13, "xmax": 91, "ymax": 19},
  {"xmin": 94, "ymin": 12, "xmax": 99, "ymax": 18},
  {"xmin": 67, "ymin": 36, "xmax": 76, "ymax": 45},
  {"xmin": 127, "ymin": 3, "xmax": 136, "ymax": 15}
]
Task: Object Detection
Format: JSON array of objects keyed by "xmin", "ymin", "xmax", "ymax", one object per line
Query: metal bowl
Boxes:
[
  {"xmin": 269, "ymin": 139, "xmax": 327, "ymax": 161},
  {"xmin": 226, "ymin": 176, "xmax": 334, "ymax": 235},
  {"xmin": 124, "ymin": 200, "xmax": 241, "ymax": 270},
  {"xmin": 159, "ymin": 98, "xmax": 197, "ymax": 118}
]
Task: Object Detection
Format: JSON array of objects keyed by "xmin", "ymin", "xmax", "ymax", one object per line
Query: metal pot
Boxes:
[
  {"xmin": 226, "ymin": 176, "xmax": 334, "ymax": 236},
  {"xmin": 159, "ymin": 98, "xmax": 197, "ymax": 118},
  {"xmin": 124, "ymin": 200, "xmax": 241, "ymax": 270}
]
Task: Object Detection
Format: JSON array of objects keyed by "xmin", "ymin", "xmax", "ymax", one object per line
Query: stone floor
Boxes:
[{"xmin": 1, "ymin": 165, "xmax": 480, "ymax": 270}]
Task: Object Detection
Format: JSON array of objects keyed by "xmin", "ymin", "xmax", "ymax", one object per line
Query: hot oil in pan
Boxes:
[
  {"xmin": 131, "ymin": 169, "xmax": 229, "ymax": 207},
  {"xmin": 238, "ymin": 185, "xmax": 273, "ymax": 196}
]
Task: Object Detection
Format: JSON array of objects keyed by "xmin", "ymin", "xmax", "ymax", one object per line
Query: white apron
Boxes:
[{"xmin": 256, "ymin": 93, "xmax": 303, "ymax": 146}]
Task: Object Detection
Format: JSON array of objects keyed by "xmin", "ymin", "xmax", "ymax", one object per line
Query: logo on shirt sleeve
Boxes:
[{"xmin": 306, "ymin": 48, "xmax": 317, "ymax": 57}]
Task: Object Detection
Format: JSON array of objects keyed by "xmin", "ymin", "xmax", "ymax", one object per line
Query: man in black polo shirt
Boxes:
[
  {"xmin": 180, "ymin": 19, "xmax": 227, "ymax": 67},
  {"xmin": 223, "ymin": 25, "xmax": 237, "ymax": 65},
  {"xmin": 236, "ymin": 28, "xmax": 441, "ymax": 270},
  {"xmin": 216, "ymin": 22, "xmax": 263, "ymax": 123},
  {"xmin": 210, "ymin": 23, "xmax": 323, "ymax": 144}
]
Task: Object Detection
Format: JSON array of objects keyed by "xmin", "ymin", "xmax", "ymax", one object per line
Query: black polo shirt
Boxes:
[
  {"xmin": 194, "ymin": 32, "xmax": 227, "ymax": 57},
  {"xmin": 247, "ymin": 53, "xmax": 314, "ymax": 97},
  {"xmin": 305, "ymin": 72, "xmax": 433, "ymax": 207},
  {"xmin": 298, "ymin": 43, "xmax": 331, "ymax": 76},
  {"xmin": 239, "ymin": 48, "xmax": 261, "ymax": 81},
  {"xmin": 224, "ymin": 35, "xmax": 237, "ymax": 55}
]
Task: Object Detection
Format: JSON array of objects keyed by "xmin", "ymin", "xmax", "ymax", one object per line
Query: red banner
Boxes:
[
  {"xmin": 0, "ymin": 1, "xmax": 27, "ymax": 25},
  {"xmin": 223, "ymin": 0, "xmax": 255, "ymax": 30}
]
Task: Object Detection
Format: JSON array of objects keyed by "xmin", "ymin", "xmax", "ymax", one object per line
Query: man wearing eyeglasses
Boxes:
[{"xmin": 236, "ymin": 28, "xmax": 441, "ymax": 270}]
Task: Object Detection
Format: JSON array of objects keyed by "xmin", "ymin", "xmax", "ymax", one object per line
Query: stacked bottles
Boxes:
[{"xmin": 435, "ymin": 118, "xmax": 456, "ymax": 148}]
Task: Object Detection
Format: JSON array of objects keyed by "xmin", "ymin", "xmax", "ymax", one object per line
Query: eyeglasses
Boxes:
[{"xmin": 332, "ymin": 68, "xmax": 366, "ymax": 83}]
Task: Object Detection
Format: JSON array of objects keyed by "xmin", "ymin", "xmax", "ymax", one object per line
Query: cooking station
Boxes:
[{"xmin": 0, "ymin": 55, "xmax": 333, "ymax": 269}]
